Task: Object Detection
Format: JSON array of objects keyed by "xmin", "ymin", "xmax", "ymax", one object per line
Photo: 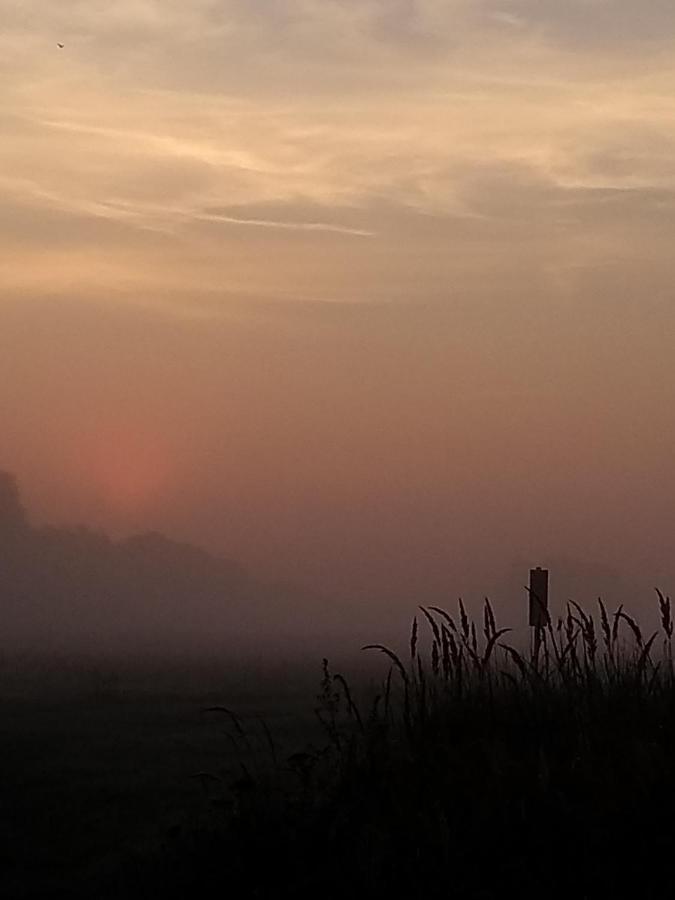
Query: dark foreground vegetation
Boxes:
[
  {"xmin": 127, "ymin": 590, "xmax": 675, "ymax": 900},
  {"xmin": 8, "ymin": 593, "xmax": 675, "ymax": 899},
  {"xmin": 1, "ymin": 663, "xmax": 320, "ymax": 900}
]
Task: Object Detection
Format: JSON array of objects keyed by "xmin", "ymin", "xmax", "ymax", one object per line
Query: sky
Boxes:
[{"xmin": 3, "ymin": 1, "xmax": 675, "ymax": 625}]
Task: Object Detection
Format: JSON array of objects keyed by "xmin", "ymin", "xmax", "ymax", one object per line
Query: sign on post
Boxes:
[{"xmin": 529, "ymin": 567, "xmax": 549, "ymax": 628}]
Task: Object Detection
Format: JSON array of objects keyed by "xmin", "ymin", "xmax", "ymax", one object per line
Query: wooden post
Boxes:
[{"xmin": 529, "ymin": 567, "xmax": 549, "ymax": 663}]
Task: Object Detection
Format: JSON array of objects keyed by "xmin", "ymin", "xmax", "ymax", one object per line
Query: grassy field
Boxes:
[
  {"xmin": 1, "ymin": 664, "xmax": 322, "ymax": 899},
  {"xmin": 7, "ymin": 593, "xmax": 675, "ymax": 899},
  {"xmin": 144, "ymin": 592, "xmax": 675, "ymax": 900}
]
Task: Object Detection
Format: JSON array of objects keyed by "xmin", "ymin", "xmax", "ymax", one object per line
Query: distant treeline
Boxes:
[{"xmin": 0, "ymin": 471, "xmax": 257, "ymax": 652}]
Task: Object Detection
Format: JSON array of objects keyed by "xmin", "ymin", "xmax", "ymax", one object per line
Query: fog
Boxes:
[
  {"xmin": 2, "ymin": 289, "xmax": 672, "ymax": 670},
  {"xmin": 4, "ymin": 1, "xmax": 675, "ymax": 667},
  {"xmin": 3, "ymin": 287, "xmax": 673, "ymax": 669}
]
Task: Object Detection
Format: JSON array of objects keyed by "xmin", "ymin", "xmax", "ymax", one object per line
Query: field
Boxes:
[
  {"xmin": 1, "ymin": 661, "xmax": 323, "ymax": 899},
  {"xmin": 6, "ymin": 593, "xmax": 675, "ymax": 899}
]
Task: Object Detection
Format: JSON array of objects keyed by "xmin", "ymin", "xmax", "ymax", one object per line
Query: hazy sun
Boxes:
[{"xmin": 82, "ymin": 425, "xmax": 173, "ymax": 521}]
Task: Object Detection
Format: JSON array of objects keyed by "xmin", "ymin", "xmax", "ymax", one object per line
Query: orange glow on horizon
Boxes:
[{"xmin": 79, "ymin": 425, "xmax": 173, "ymax": 522}]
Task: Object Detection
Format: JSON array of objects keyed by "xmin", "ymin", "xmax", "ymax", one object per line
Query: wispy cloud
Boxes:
[
  {"xmin": 3, "ymin": 1, "xmax": 675, "ymax": 304},
  {"xmin": 185, "ymin": 209, "xmax": 374, "ymax": 236}
]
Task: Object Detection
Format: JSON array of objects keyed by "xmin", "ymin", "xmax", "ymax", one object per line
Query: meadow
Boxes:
[
  {"xmin": 148, "ymin": 591, "xmax": 675, "ymax": 899},
  {"xmin": 1, "ymin": 660, "xmax": 321, "ymax": 899},
  {"xmin": 6, "ymin": 593, "xmax": 675, "ymax": 898}
]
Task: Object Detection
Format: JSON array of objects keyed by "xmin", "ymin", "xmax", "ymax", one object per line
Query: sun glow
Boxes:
[{"xmin": 82, "ymin": 425, "xmax": 173, "ymax": 521}]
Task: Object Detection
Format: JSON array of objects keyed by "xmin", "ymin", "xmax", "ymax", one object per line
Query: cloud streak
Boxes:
[{"xmin": 3, "ymin": 1, "xmax": 675, "ymax": 304}]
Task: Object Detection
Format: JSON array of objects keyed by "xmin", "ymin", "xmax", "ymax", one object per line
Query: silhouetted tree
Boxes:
[{"xmin": 0, "ymin": 471, "xmax": 27, "ymax": 535}]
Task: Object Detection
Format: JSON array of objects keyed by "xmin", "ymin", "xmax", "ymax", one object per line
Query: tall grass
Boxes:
[
  {"xmin": 355, "ymin": 590, "xmax": 675, "ymax": 738},
  {"xmin": 151, "ymin": 591, "xmax": 675, "ymax": 900}
]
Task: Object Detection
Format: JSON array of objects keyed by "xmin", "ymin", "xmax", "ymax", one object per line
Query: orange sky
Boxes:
[{"xmin": 3, "ymin": 2, "xmax": 675, "ymax": 619}]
